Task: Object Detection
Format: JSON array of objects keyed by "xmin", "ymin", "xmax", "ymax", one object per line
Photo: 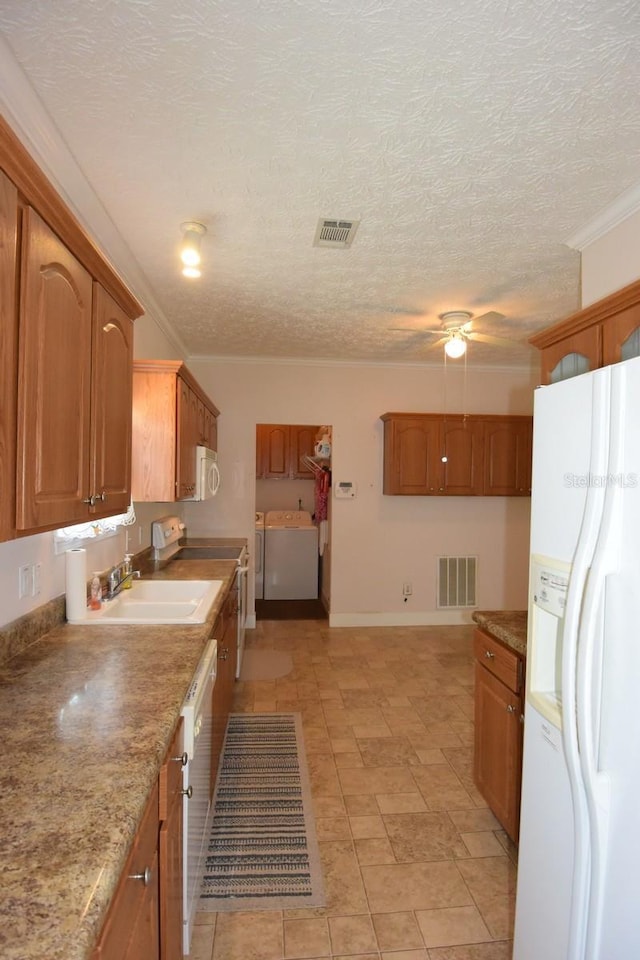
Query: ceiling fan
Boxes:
[{"xmin": 392, "ymin": 310, "xmax": 518, "ymax": 358}]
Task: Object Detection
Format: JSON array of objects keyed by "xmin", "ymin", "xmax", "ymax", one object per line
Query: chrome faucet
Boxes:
[{"xmin": 106, "ymin": 561, "xmax": 141, "ymax": 600}]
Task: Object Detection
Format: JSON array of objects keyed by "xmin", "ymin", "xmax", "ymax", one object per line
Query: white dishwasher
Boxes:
[
  {"xmin": 181, "ymin": 635, "xmax": 217, "ymax": 955},
  {"xmin": 264, "ymin": 510, "xmax": 318, "ymax": 599}
]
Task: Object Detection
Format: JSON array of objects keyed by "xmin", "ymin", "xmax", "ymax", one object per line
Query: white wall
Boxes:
[
  {"xmin": 184, "ymin": 358, "xmax": 538, "ymax": 626},
  {"xmin": 581, "ymin": 208, "xmax": 640, "ymax": 306}
]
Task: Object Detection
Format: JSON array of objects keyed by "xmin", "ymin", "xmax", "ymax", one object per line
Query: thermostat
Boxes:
[{"xmin": 335, "ymin": 480, "xmax": 356, "ymax": 499}]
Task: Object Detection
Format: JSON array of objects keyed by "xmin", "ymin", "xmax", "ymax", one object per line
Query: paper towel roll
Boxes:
[{"xmin": 65, "ymin": 548, "xmax": 87, "ymax": 621}]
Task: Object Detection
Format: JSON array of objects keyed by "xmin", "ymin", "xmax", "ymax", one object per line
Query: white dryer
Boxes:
[
  {"xmin": 255, "ymin": 511, "xmax": 265, "ymax": 600},
  {"xmin": 264, "ymin": 510, "xmax": 318, "ymax": 600}
]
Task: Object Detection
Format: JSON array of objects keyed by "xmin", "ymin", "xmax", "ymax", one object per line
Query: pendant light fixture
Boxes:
[{"xmin": 180, "ymin": 221, "xmax": 206, "ymax": 278}]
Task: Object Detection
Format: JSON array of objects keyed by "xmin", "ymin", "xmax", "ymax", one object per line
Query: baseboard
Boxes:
[{"xmin": 328, "ymin": 610, "xmax": 476, "ymax": 627}]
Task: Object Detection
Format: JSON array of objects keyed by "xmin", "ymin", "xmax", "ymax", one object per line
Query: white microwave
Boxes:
[{"xmin": 194, "ymin": 446, "xmax": 220, "ymax": 500}]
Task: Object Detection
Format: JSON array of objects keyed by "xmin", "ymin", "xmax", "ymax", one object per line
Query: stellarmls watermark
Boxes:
[{"xmin": 563, "ymin": 472, "xmax": 638, "ymax": 488}]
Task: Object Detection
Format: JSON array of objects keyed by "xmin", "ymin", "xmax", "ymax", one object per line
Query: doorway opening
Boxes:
[{"xmin": 255, "ymin": 423, "xmax": 332, "ymax": 619}]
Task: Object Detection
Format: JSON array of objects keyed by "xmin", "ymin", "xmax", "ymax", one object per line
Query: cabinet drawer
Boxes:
[{"xmin": 473, "ymin": 629, "xmax": 522, "ymax": 693}]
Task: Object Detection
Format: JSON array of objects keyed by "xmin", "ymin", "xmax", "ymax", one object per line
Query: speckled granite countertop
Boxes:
[
  {"xmin": 0, "ymin": 543, "xmax": 243, "ymax": 960},
  {"xmin": 472, "ymin": 610, "xmax": 528, "ymax": 657}
]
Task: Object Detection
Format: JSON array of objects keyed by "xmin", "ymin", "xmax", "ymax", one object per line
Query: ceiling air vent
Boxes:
[{"xmin": 313, "ymin": 218, "xmax": 360, "ymax": 248}]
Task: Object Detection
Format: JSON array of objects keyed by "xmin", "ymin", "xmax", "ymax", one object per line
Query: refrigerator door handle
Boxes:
[
  {"xmin": 576, "ymin": 367, "xmax": 625, "ymax": 960},
  {"xmin": 561, "ymin": 367, "xmax": 611, "ymax": 960}
]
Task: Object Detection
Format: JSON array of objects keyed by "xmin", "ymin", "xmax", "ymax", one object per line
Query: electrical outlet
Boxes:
[
  {"xmin": 32, "ymin": 562, "xmax": 42, "ymax": 597},
  {"xmin": 402, "ymin": 582, "xmax": 412, "ymax": 596},
  {"xmin": 19, "ymin": 563, "xmax": 32, "ymax": 599}
]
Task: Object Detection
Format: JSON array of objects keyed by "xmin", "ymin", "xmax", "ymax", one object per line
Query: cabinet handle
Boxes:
[
  {"xmin": 82, "ymin": 494, "xmax": 97, "ymax": 506},
  {"xmin": 129, "ymin": 867, "xmax": 152, "ymax": 886},
  {"xmin": 484, "ymin": 650, "xmax": 495, "ymax": 660},
  {"xmin": 97, "ymin": 491, "xmax": 106, "ymax": 502},
  {"xmin": 506, "ymin": 704, "xmax": 517, "ymax": 713},
  {"xmin": 173, "ymin": 752, "xmax": 188, "ymax": 767},
  {"xmin": 439, "ymin": 487, "xmax": 444, "ymax": 491},
  {"xmin": 218, "ymin": 649, "xmax": 228, "ymax": 661},
  {"xmin": 182, "ymin": 785, "xmax": 193, "ymax": 799}
]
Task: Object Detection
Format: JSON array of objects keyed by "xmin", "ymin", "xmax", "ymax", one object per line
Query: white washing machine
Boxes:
[
  {"xmin": 255, "ymin": 511, "xmax": 265, "ymax": 600},
  {"xmin": 264, "ymin": 510, "xmax": 319, "ymax": 600}
]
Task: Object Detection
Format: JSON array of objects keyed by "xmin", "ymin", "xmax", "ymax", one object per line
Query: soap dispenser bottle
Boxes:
[
  {"xmin": 122, "ymin": 554, "xmax": 133, "ymax": 589},
  {"xmin": 89, "ymin": 574, "xmax": 102, "ymax": 610}
]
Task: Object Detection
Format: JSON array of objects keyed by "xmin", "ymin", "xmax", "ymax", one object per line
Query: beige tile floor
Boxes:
[{"xmin": 192, "ymin": 620, "xmax": 518, "ymax": 960}]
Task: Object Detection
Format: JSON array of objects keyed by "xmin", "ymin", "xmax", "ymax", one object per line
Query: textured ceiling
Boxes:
[{"xmin": 2, "ymin": 0, "xmax": 640, "ymax": 366}]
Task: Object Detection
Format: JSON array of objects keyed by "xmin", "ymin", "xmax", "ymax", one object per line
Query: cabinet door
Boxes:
[
  {"xmin": 541, "ymin": 326, "xmax": 601, "ymax": 384},
  {"xmin": 473, "ymin": 663, "xmax": 523, "ymax": 842},
  {"xmin": 441, "ymin": 419, "xmax": 483, "ymax": 495},
  {"xmin": 176, "ymin": 378, "xmax": 198, "ymax": 499},
  {"xmin": 159, "ymin": 724, "xmax": 184, "ymax": 960},
  {"xmin": 257, "ymin": 424, "xmax": 290, "ymax": 478},
  {"xmin": 290, "ymin": 425, "xmax": 318, "ymax": 478},
  {"xmin": 602, "ymin": 302, "xmax": 640, "ymax": 365},
  {"xmin": 92, "ymin": 783, "xmax": 160, "ymax": 960},
  {"xmin": 205, "ymin": 407, "xmax": 218, "ymax": 452},
  {"xmin": 90, "ymin": 284, "xmax": 134, "ymax": 517},
  {"xmin": 16, "ymin": 207, "xmax": 93, "ymax": 531},
  {"xmin": 383, "ymin": 418, "xmax": 440, "ymax": 495},
  {"xmin": 483, "ymin": 419, "xmax": 532, "ymax": 496},
  {"xmin": 0, "ymin": 170, "xmax": 18, "ymax": 543}
]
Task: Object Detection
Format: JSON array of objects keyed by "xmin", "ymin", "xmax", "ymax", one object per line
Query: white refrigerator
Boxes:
[{"xmin": 513, "ymin": 355, "xmax": 640, "ymax": 959}]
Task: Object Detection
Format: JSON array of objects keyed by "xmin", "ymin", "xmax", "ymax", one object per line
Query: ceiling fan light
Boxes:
[
  {"xmin": 444, "ymin": 335, "xmax": 466, "ymax": 359},
  {"xmin": 179, "ymin": 221, "xmax": 206, "ymax": 271},
  {"xmin": 182, "ymin": 265, "xmax": 201, "ymax": 279}
]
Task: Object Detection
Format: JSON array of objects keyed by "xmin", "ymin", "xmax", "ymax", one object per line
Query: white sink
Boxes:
[{"xmin": 68, "ymin": 579, "xmax": 224, "ymax": 625}]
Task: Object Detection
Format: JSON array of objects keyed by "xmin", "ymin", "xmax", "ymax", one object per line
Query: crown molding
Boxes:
[
  {"xmin": 565, "ymin": 180, "xmax": 640, "ymax": 251},
  {"xmin": 0, "ymin": 35, "xmax": 187, "ymax": 358}
]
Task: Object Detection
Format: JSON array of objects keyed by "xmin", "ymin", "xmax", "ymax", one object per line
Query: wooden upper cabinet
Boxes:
[
  {"xmin": 131, "ymin": 361, "xmax": 219, "ymax": 502},
  {"xmin": 382, "ymin": 416, "xmax": 440, "ymax": 495},
  {"xmin": 16, "ymin": 208, "xmax": 93, "ymax": 532},
  {"xmin": 90, "ymin": 284, "xmax": 134, "ymax": 518},
  {"xmin": 257, "ymin": 425, "xmax": 289, "ymax": 478},
  {"xmin": 531, "ymin": 278, "xmax": 640, "ymax": 383},
  {"xmin": 176, "ymin": 378, "xmax": 199, "ymax": 499},
  {"xmin": 602, "ymin": 300, "xmax": 640, "ymax": 365},
  {"xmin": 0, "ymin": 169, "xmax": 18, "ymax": 543},
  {"xmin": 256, "ymin": 424, "xmax": 319, "ymax": 479},
  {"xmin": 381, "ymin": 413, "xmax": 532, "ymax": 497},
  {"xmin": 483, "ymin": 417, "xmax": 532, "ymax": 496},
  {"xmin": 1, "ymin": 118, "xmax": 142, "ymax": 538},
  {"xmin": 290, "ymin": 425, "xmax": 318, "ymax": 479},
  {"xmin": 441, "ymin": 419, "xmax": 484, "ymax": 496}
]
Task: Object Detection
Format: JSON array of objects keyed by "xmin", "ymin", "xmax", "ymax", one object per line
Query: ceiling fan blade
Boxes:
[
  {"xmin": 467, "ymin": 331, "xmax": 518, "ymax": 348},
  {"xmin": 390, "ymin": 327, "xmax": 443, "ymax": 337},
  {"xmin": 473, "ymin": 310, "xmax": 507, "ymax": 325}
]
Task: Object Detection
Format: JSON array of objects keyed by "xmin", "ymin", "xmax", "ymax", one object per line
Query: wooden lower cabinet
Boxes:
[
  {"xmin": 159, "ymin": 721, "xmax": 185, "ymax": 960},
  {"xmin": 93, "ymin": 723, "xmax": 185, "ymax": 960},
  {"xmin": 92, "ymin": 782, "xmax": 160, "ymax": 960},
  {"xmin": 473, "ymin": 629, "xmax": 524, "ymax": 842},
  {"xmin": 211, "ymin": 587, "xmax": 239, "ymax": 798}
]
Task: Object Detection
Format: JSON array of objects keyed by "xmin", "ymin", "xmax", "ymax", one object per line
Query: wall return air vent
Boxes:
[
  {"xmin": 313, "ymin": 217, "xmax": 360, "ymax": 248},
  {"xmin": 437, "ymin": 556, "xmax": 478, "ymax": 609}
]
